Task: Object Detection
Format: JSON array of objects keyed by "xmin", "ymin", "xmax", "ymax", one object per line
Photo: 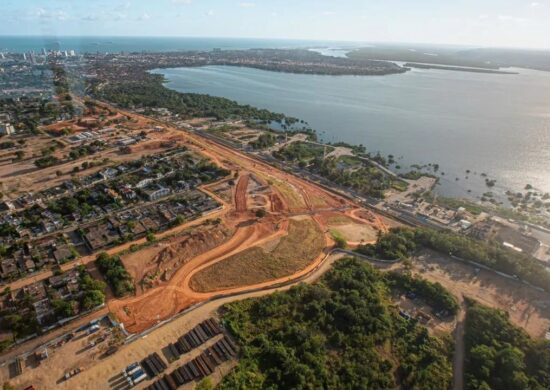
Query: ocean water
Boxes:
[
  {"xmin": 152, "ymin": 65, "xmax": 550, "ymax": 199},
  {"xmin": 0, "ymin": 35, "xmax": 355, "ymax": 54}
]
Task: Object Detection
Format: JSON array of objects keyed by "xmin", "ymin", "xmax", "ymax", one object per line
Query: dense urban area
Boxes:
[{"xmin": 0, "ymin": 46, "xmax": 548, "ymax": 390}]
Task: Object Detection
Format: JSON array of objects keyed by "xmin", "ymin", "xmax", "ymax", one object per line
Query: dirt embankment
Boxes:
[{"xmin": 122, "ymin": 224, "xmax": 233, "ymax": 294}]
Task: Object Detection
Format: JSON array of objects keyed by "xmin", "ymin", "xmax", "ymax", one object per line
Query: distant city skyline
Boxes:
[{"xmin": 1, "ymin": 0, "xmax": 550, "ymax": 50}]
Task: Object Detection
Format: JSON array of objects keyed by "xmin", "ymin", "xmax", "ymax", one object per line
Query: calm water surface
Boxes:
[{"xmin": 153, "ymin": 65, "xmax": 550, "ymax": 199}]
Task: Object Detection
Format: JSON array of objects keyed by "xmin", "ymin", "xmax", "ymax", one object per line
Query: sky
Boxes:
[{"xmin": 1, "ymin": 0, "xmax": 550, "ymax": 49}]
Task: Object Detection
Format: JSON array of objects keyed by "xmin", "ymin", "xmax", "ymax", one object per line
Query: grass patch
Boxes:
[
  {"xmin": 326, "ymin": 214, "xmax": 355, "ymax": 225},
  {"xmin": 190, "ymin": 218, "xmax": 325, "ymax": 292},
  {"xmin": 271, "ymin": 178, "xmax": 306, "ymax": 209},
  {"xmin": 391, "ymin": 180, "xmax": 409, "ymax": 192}
]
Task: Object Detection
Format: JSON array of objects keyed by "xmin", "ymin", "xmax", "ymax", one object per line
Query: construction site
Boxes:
[{"xmin": 2, "ymin": 102, "xmax": 549, "ymax": 389}]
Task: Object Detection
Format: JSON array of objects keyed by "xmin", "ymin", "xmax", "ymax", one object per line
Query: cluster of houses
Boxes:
[
  {"xmin": 0, "ymin": 237, "xmax": 76, "ymax": 281},
  {"xmin": 0, "ymin": 148, "xmax": 224, "ymax": 282},
  {"xmin": 82, "ymin": 190, "xmax": 219, "ymax": 253},
  {"xmin": 0, "ymin": 268, "xmax": 88, "ymax": 336}
]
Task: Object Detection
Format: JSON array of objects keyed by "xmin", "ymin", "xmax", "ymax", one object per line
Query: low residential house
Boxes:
[
  {"xmin": 52, "ymin": 245, "xmax": 73, "ymax": 263},
  {"xmin": 129, "ymin": 221, "xmax": 147, "ymax": 236},
  {"xmin": 119, "ymin": 186, "xmax": 137, "ymax": 200},
  {"xmin": 34, "ymin": 299, "xmax": 54, "ymax": 325},
  {"xmin": 0, "ymin": 201, "xmax": 15, "ymax": 212},
  {"xmin": 105, "ymin": 188, "xmax": 120, "ymax": 200},
  {"xmin": 0, "ymin": 122, "xmax": 15, "ymax": 135},
  {"xmin": 99, "ymin": 168, "xmax": 118, "ymax": 181},
  {"xmin": 135, "ymin": 178, "xmax": 153, "ymax": 189},
  {"xmin": 49, "ymin": 274, "xmax": 67, "ymax": 289},
  {"xmin": 83, "ymin": 224, "xmax": 121, "ymax": 252},
  {"xmin": 140, "ymin": 217, "xmax": 159, "ymax": 231},
  {"xmin": 23, "ymin": 282, "xmax": 48, "ymax": 301},
  {"xmin": 18, "ymin": 258, "xmax": 36, "ymax": 273},
  {"xmin": 143, "ymin": 184, "xmax": 170, "ymax": 202},
  {"xmin": 0, "ymin": 258, "xmax": 18, "ymax": 279}
]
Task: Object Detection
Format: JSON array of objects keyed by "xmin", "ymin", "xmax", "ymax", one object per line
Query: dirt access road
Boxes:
[{"xmin": 453, "ymin": 300, "xmax": 466, "ymax": 390}]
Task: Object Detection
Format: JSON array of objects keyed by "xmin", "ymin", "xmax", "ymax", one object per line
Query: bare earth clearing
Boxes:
[{"xmin": 412, "ymin": 250, "xmax": 550, "ymax": 338}]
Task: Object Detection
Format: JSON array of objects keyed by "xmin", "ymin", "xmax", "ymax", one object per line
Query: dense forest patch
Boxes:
[
  {"xmin": 218, "ymin": 258, "xmax": 453, "ymax": 389},
  {"xmin": 464, "ymin": 301, "xmax": 550, "ymax": 390}
]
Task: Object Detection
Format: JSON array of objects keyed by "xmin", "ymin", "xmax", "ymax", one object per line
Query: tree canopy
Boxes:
[{"xmin": 218, "ymin": 258, "xmax": 453, "ymax": 389}]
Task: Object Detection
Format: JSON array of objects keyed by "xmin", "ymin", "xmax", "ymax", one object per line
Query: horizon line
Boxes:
[{"xmin": 1, "ymin": 34, "xmax": 549, "ymax": 52}]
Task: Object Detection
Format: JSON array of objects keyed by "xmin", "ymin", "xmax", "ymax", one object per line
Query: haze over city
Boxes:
[{"xmin": 1, "ymin": 0, "xmax": 550, "ymax": 49}]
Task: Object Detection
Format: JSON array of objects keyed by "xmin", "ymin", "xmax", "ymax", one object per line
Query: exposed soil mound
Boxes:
[
  {"xmin": 189, "ymin": 217, "xmax": 325, "ymax": 292},
  {"xmin": 124, "ymin": 225, "xmax": 232, "ymax": 293}
]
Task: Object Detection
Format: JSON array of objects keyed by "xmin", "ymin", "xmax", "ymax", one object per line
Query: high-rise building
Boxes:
[
  {"xmin": 69, "ymin": 50, "xmax": 76, "ymax": 56},
  {"xmin": 42, "ymin": 48, "xmax": 48, "ymax": 56}
]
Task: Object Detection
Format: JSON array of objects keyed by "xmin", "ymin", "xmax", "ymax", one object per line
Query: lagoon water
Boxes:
[
  {"xmin": 153, "ymin": 65, "xmax": 550, "ymax": 199},
  {"xmin": 4, "ymin": 35, "xmax": 548, "ymax": 198}
]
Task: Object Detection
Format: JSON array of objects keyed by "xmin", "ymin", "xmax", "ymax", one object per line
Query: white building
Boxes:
[
  {"xmin": 0, "ymin": 122, "xmax": 15, "ymax": 135},
  {"xmin": 143, "ymin": 184, "xmax": 170, "ymax": 201}
]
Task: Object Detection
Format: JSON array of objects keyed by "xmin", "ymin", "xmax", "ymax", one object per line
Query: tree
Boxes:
[
  {"xmin": 333, "ymin": 235, "xmax": 347, "ymax": 249},
  {"xmin": 51, "ymin": 299, "xmax": 75, "ymax": 318},
  {"xmin": 82, "ymin": 290, "xmax": 105, "ymax": 311},
  {"xmin": 14, "ymin": 150, "xmax": 24, "ymax": 160},
  {"xmin": 175, "ymin": 215, "xmax": 185, "ymax": 225}
]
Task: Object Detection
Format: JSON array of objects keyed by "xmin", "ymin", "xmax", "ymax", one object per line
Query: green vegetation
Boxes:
[
  {"xmin": 196, "ymin": 378, "xmax": 213, "ymax": 390},
  {"xmin": 250, "ymin": 132, "xmax": 277, "ymax": 150},
  {"xmin": 96, "ymin": 252, "xmax": 134, "ymax": 297},
  {"xmin": 358, "ymin": 227, "xmax": 550, "ymax": 291},
  {"xmin": 95, "ymin": 73, "xmax": 291, "ymax": 122},
  {"xmin": 219, "ymin": 258, "xmax": 453, "ymax": 389},
  {"xmin": 254, "ymin": 209, "xmax": 266, "ymax": 219},
  {"xmin": 0, "ymin": 223, "xmax": 19, "ymax": 239},
  {"xmin": 385, "ymin": 271, "xmax": 459, "ymax": 314},
  {"xmin": 273, "ymin": 141, "xmax": 329, "ymax": 164},
  {"xmin": 1, "ymin": 311, "xmax": 39, "ymax": 341},
  {"xmin": 77, "ymin": 266, "xmax": 107, "ymax": 310},
  {"xmin": 464, "ymin": 301, "xmax": 550, "ymax": 389},
  {"xmin": 314, "ymin": 156, "xmax": 405, "ymax": 198},
  {"xmin": 34, "ymin": 155, "xmax": 60, "ymax": 168},
  {"xmin": 356, "ymin": 228, "xmax": 416, "ymax": 260},
  {"xmin": 68, "ymin": 140, "xmax": 105, "ymax": 160},
  {"xmin": 330, "ymin": 229, "xmax": 347, "ymax": 249},
  {"xmin": 0, "ymin": 141, "xmax": 15, "ymax": 150},
  {"xmin": 48, "ymin": 187, "xmax": 119, "ymax": 218}
]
